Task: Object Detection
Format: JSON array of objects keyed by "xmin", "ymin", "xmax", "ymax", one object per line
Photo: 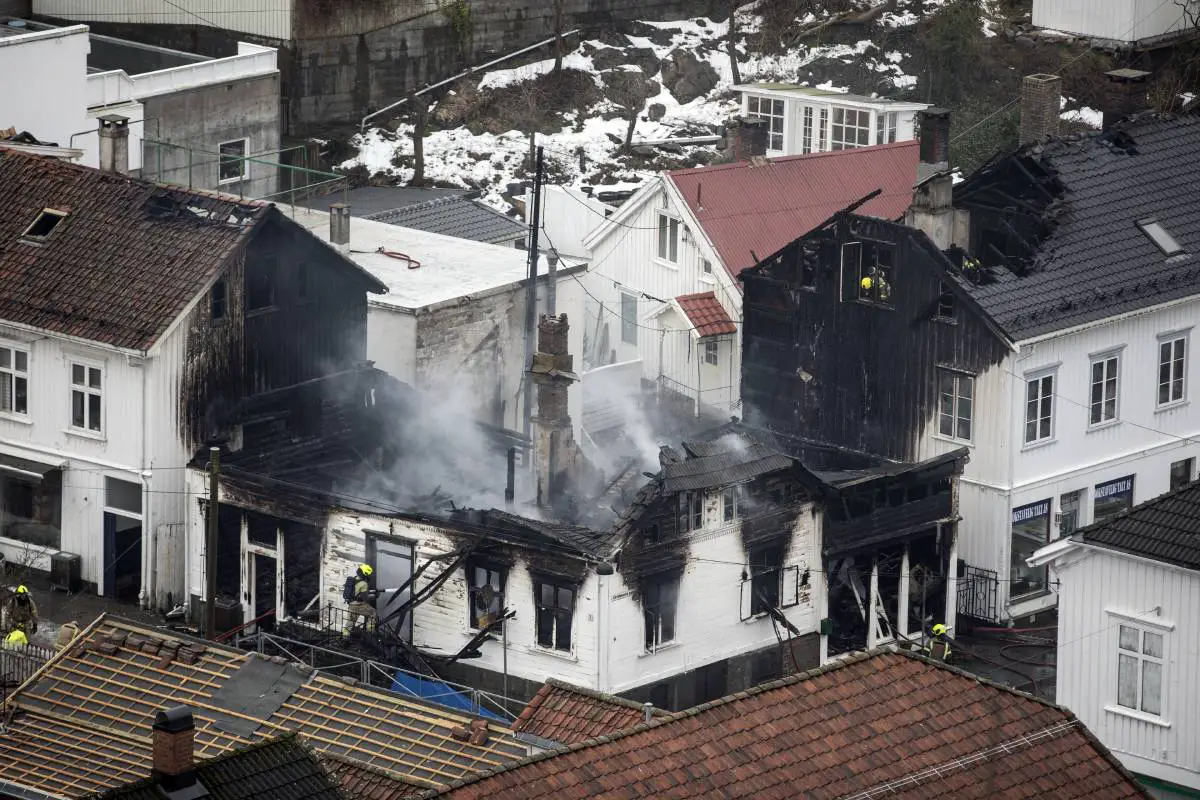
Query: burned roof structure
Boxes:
[
  {"xmin": 953, "ymin": 113, "xmax": 1200, "ymax": 340},
  {"xmin": 0, "ymin": 616, "xmax": 526, "ymax": 798},
  {"xmin": 430, "ymin": 650, "xmax": 1149, "ymax": 799}
]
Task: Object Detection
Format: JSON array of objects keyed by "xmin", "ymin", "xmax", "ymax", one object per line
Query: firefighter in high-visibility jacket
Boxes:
[
  {"xmin": 3, "ymin": 623, "xmax": 29, "ymax": 649},
  {"xmin": 924, "ymin": 623, "xmax": 952, "ymax": 662}
]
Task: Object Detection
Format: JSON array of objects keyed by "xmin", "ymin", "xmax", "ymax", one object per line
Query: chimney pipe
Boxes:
[
  {"xmin": 1102, "ymin": 68, "xmax": 1151, "ymax": 131},
  {"xmin": 505, "ymin": 447, "xmax": 516, "ymax": 507},
  {"xmin": 97, "ymin": 114, "xmax": 130, "ymax": 175},
  {"xmin": 546, "ymin": 249, "xmax": 559, "ymax": 317},
  {"xmin": 153, "ymin": 706, "xmax": 199, "ymax": 791},
  {"xmin": 329, "ymin": 203, "xmax": 351, "ymax": 252},
  {"xmin": 1019, "ymin": 74, "xmax": 1062, "ymax": 145},
  {"xmin": 643, "ymin": 702, "xmax": 654, "ymax": 723},
  {"xmin": 916, "ymin": 108, "xmax": 951, "ymax": 182}
]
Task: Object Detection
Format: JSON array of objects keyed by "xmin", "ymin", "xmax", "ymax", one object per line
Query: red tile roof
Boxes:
[
  {"xmin": 512, "ymin": 679, "xmax": 669, "ymax": 746},
  {"xmin": 321, "ymin": 754, "xmax": 427, "ymax": 800},
  {"xmin": 0, "ymin": 150, "xmax": 266, "ymax": 351},
  {"xmin": 669, "ymin": 141, "xmax": 920, "ymax": 279},
  {"xmin": 433, "ymin": 651, "xmax": 1148, "ymax": 800},
  {"xmin": 675, "ymin": 291, "xmax": 737, "ymax": 337}
]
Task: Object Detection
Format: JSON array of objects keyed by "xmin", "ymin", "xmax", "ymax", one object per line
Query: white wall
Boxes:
[
  {"xmin": 1033, "ymin": 0, "xmax": 1197, "ymax": 42},
  {"xmin": 535, "ymin": 186, "xmax": 610, "ymax": 260},
  {"xmin": 33, "ymin": 0, "xmax": 294, "ymax": 40},
  {"xmin": 366, "ymin": 305, "xmax": 417, "ymax": 384},
  {"xmin": 0, "ymin": 26, "xmax": 90, "ymax": 151},
  {"xmin": 1054, "ymin": 547, "xmax": 1200, "ymax": 790}
]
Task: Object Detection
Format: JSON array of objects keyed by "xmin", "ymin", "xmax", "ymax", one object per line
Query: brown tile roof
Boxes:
[
  {"xmin": 431, "ymin": 651, "xmax": 1149, "ymax": 800},
  {"xmin": 675, "ymin": 291, "xmax": 737, "ymax": 337},
  {"xmin": 0, "ymin": 149, "xmax": 268, "ymax": 350},
  {"xmin": 511, "ymin": 679, "xmax": 669, "ymax": 746},
  {"xmin": 0, "ymin": 616, "xmax": 527, "ymax": 798},
  {"xmin": 320, "ymin": 754, "xmax": 427, "ymax": 800}
]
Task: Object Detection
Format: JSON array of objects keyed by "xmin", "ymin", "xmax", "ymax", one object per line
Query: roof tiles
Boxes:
[
  {"xmin": 1076, "ymin": 479, "xmax": 1200, "ymax": 571},
  {"xmin": 676, "ymin": 291, "xmax": 737, "ymax": 337},
  {"xmin": 432, "ymin": 651, "xmax": 1148, "ymax": 800},
  {"xmin": 512, "ymin": 680, "xmax": 668, "ymax": 746},
  {"xmin": 669, "ymin": 141, "xmax": 919, "ymax": 278}
]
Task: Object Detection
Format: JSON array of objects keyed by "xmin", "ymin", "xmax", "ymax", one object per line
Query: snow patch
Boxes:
[
  {"xmin": 478, "ymin": 52, "xmax": 596, "ymax": 89},
  {"xmin": 1061, "ymin": 106, "xmax": 1102, "ymax": 128}
]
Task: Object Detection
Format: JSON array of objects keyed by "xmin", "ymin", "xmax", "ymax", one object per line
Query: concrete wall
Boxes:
[
  {"xmin": 0, "ymin": 25, "xmax": 90, "ymax": 147},
  {"xmin": 139, "ymin": 71, "xmax": 282, "ymax": 199}
]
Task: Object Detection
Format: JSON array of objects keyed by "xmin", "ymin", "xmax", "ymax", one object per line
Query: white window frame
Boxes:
[
  {"xmin": 831, "ymin": 107, "xmax": 871, "ymax": 150},
  {"xmin": 802, "ymin": 106, "xmax": 814, "ymax": 153},
  {"xmin": 1116, "ymin": 623, "xmax": 1164, "ymax": 717},
  {"xmin": 1157, "ymin": 332, "xmax": 1187, "ymax": 408},
  {"xmin": 746, "ymin": 95, "xmax": 785, "ymax": 152},
  {"xmin": 642, "ymin": 572, "xmax": 679, "ymax": 653},
  {"xmin": 69, "ymin": 360, "xmax": 104, "ymax": 436},
  {"xmin": 1024, "ymin": 369, "xmax": 1056, "ymax": 446},
  {"xmin": 817, "ymin": 108, "xmax": 829, "ymax": 151},
  {"xmin": 937, "ymin": 369, "xmax": 973, "ymax": 443},
  {"xmin": 1088, "ymin": 351, "xmax": 1120, "ymax": 427},
  {"xmin": 218, "ymin": 138, "xmax": 249, "ymax": 184},
  {"xmin": 704, "ymin": 340, "xmax": 719, "ymax": 366},
  {"xmin": 0, "ymin": 344, "xmax": 29, "ymax": 418},
  {"xmin": 722, "ymin": 486, "xmax": 739, "ymax": 522},
  {"xmin": 656, "ymin": 212, "xmax": 680, "ymax": 264}
]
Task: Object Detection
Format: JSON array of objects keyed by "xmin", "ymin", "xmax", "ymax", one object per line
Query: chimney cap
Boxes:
[
  {"xmin": 154, "ymin": 706, "xmax": 195, "ymax": 733},
  {"xmin": 920, "ymin": 107, "xmax": 952, "ymax": 119},
  {"xmin": 97, "ymin": 114, "xmax": 130, "ymax": 126},
  {"xmin": 1106, "ymin": 68, "xmax": 1151, "ymax": 83},
  {"xmin": 329, "ymin": 202, "xmax": 350, "ymax": 212}
]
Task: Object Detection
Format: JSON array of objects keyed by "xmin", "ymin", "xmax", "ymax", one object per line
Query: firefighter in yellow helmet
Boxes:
[
  {"xmin": 5, "ymin": 585, "xmax": 38, "ymax": 635},
  {"xmin": 3, "ymin": 622, "xmax": 29, "ymax": 649},
  {"xmin": 343, "ymin": 564, "xmax": 378, "ymax": 637},
  {"xmin": 924, "ymin": 623, "xmax": 952, "ymax": 662}
]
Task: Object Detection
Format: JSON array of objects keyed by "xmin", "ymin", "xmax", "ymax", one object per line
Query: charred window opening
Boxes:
[
  {"xmin": 798, "ymin": 242, "xmax": 818, "ymax": 289},
  {"xmin": 211, "ymin": 279, "xmax": 228, "ymax": 320},
  {"xmin": 246, "ymin": 511, "xmax": 277, "ymax": 546},
  {"xmin": 247, "ymin": 256, "xmax": 277, "ymax": 312},
  {"xmin": 858, "ymin": 242, "xmax": 894, "ymax": 304},
  {"xmin": 467, "ymin": 560, "xmax": 506, "ymax": 629},
  {"xmin": 677, "ymin": 491, "xmax": 703, "ymax": 533},
  {"xmin": 936, "ymin": 283, "xmax": 955, "ymax": 320},
  {"xmin": 722, "ymin": 486, "xmax": 739, "ymax": 522},
  {"xmin": 643, "ymin": 571, "xmax": 679, "ymax": 652},
  {"xmin": 534, "ymin": 577, "xmax": 575, "ymax": 651},
  {"xmin": 750, "ymin": 542, "xmax": 784, "ymax": 615},
  {"xmin": 643, "ymin": 523, "xmax": 661, "ymax": 545}
]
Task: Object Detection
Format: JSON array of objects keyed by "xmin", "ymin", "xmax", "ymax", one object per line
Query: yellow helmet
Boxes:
[
  {"xmin": 358, "ymin": 564, "xmax": 373, "ymax": 577},
  {"xmin": 932, "ymin": 623, "xmax": 948, "ymax": 636},
  {"xmin": 860, "ymin": 277, "xmax": 873, "ymax": 291},
  {"xmin": 15, "ymin": 585, "xmax": 28, "ymax": 594}
]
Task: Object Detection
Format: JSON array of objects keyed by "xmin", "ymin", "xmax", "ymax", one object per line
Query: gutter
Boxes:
[
  {"xmin": 0, "ymin": 781, "xmax": 65, "ymax": 800},
  {"xmin": 1016, "ymin": 293, "xmax": 1200, "ymax": 347}
]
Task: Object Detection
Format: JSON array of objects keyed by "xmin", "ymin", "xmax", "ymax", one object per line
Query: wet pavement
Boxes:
[
  {"xmin": 3, "ymin": 570, "xmax": 165, "ymax": 649},
  {"xmin": 951, "ymin": 618, "xmax": 1059, "ymax": 703}
]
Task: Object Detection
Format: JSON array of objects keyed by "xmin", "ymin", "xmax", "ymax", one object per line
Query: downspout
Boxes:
[{"xmin": 138, "ymin": 353, "xmax": 154, "ymax": 609}]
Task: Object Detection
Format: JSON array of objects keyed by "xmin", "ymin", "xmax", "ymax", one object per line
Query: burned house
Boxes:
[{"xmin": 0, "ymin": 148, "xmax": 382, "ymax": 607}]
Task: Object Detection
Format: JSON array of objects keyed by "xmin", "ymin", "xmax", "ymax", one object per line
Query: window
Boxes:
[
  {"xmin": 643, "ymin": 572, "xmax": 679, "ymax": 652},
  {"xmin": 1117, "ymin": 625, "xmax": 1163, "ymax": 716},
  {"xmin": 937, "ymin": 370, "xmax": 973, "ymax": 442},
  {"xmin": 856, "ymin": 242, "xmax": 894, "ymax": 303},
  {"xmin": 643, "ymin": 523, "xmax": 660, "ymax": 545},
  {"xmin": 704, "ymin": 340, "xmax": 718, "ymax": 366},
  {"xmin": 467, "ymin": 561, "xmax": 506, "ymax": 629},
  {"xmin": 722, "ymin": 486, "xmax": 739, "ymax": 522},
  {"xmin": 1170, "ymin": 457, "xmax": 1194, "ymax": 491},
  {"xmin": 70, "ymin": 362, "xmax": 103, "ymax": 433},
  {"xmin": 831, "ymin": 107, "xmax": 871, "ymax": 150},
  {"xmin": 1089, "ymin": 354, "xmax": 1119, "ymax": 426},
  {"xmin": 701, "ymin": 258, "xmax": 713, "ymax": 275},
  {"xmin": 802, "ymin": 106, "xmax": 814, "ymax": 153},
  {"xmin": 1136, "ymin": 218, "xmax": 1183, "ymax": 257},
  {"xmin": 749, "ymin": 543, "xmax": 784, "ymax": 615},
  {"xmin": 936, "ymin": 283, "xmax": 955, "ymax": 319},
  {"xmin": 534, "ymin": 577, "xmax": 575, "ymax": 651},
  {"xmin": 1010, "ymin": 500, "xmax": 1051, "ymax": 599},
  {"xmin": 0, "ymin": 346, "xmax": 28, "ymax": 416},
  {"xmin": 1094, "ymin": 476, "xmax": 1134, "ymax": 523},
  {"xmin": 1059, "ymin": 489, "xmax": 1082, "ymax": 536},
  {"xmin": 21, "ymin": 209, "xmax": 67, "ymax": 242},
  {"xmin": 210, "ymin": 279, "xmax": 227, "ymax": 321},
  {"xmin": 746, "ymin": 95, "xmax": 784, "ymax": 151},
  {"xmin": 297, "ymin": 262, "xmax": 310, "ymax": 301},
  {"xmin": 218, "ymin": 138, "xmax": 249, "ymax": 183},
  {"xmin": 818, "ymin": 108, "xmax": 829, "ymax": 151},
  {"xmin": 105, "ymin": 478, "xmax": 143, "ymax": 515},
  {"xmin": 657, "ymin": 213, "xmax": 680, "ymax": 262},
  {"xmin": 620, "ymin": 291, "xmax": 638, "ymax": 345},
  {"xmin": 886, "ymin": 111, "xmax": 898, "ymax": 143},
  {"xmin": 678, "ymin": 491, "xmax": 703, "ymax": 533},
  {"xmin": 1158, "ymin": 336, "xmax": 1186, "ymax": 406},
  {"xmin": 1024, "ymin": 373, "xmax": 1055, "ymax": 444},
  {"xmin": 247, "ymin": 257, "xmax": 276, "ymax": 311}
]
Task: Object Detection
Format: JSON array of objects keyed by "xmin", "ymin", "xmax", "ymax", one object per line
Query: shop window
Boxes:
[
  {"xmin": 1094, "ymin": 476, "xmax": 1134, "ymax": 523},
  {"xmin": 1059, "ymin": 489, "xmax": 1082, "ymax": 536},
  {"xmin": 1010, "ymin": 500, "xmax": 1050, "ymax": 599}
]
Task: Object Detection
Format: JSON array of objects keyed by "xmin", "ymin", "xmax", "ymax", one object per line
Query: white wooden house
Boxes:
[
  {"xmin": 1029, "ymin": 483, "xmax": 1200, "ymax": 799},
  {"xmin": 1032, "ymin": 0, "xmax": 1200, "ymax": 45}
]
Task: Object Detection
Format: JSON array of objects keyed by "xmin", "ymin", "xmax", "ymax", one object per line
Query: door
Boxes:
[
  {"xmin": 370, "ymin": 537, "xmax": 414, "ymax": 640},
  {"xmin": 103, "ymin": 512, "xmax": 142, "ymax": 601},
  {"xmin": 250, "ymin": 552, "xmax": 277, "ymax": 633}
]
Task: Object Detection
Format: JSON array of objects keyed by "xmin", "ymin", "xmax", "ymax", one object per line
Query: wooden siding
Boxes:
[
  {"xmin": 32, "ymin": 0, "xmax": 293, "ymax": 39},
  {"xmin": 1032, "ymin": 0, "xmax": 1194, "ymax": 42}
]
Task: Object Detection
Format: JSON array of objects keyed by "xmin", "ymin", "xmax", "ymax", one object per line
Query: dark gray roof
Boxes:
[
  {"xmin": 1076, "ymin": 480, "xmax": 1200, "ymax": 571},
  {"xmin": 300, "ymin": 186, "xmax": 466, "ymax": 216},
  {"xmin": 955, "ymin": 113, "xmax": 1200, "ymax": 341},
  {"xmin": 365, "ymin": 196, "xmax": 526, "ymax": 245},
  {"xmin": 660, "ymin": 430, "xmax": 794, "ymax": 494}
]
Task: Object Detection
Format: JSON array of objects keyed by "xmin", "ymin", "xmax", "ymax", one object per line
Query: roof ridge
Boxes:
[
  {"xmin": 667, "ymin": 140, "xmax": 918, "ymax": 179},
  {"xmin": 541, "ymin": 678, "xmax": 670, "ymax": 715}
]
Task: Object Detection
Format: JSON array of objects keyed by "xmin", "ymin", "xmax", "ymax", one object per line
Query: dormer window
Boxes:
[
  {"xmin": 1137, "ymin": 218, "xmax": 1183, "ymax": 256},
  {"xmin": 21, "ymin": 209, "xmax": 67, "ymax": 242}
]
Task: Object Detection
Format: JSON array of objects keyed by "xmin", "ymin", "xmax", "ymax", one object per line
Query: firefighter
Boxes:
[
  {"xmin": 343, "ymin": 564, "xmax": 377, "ymax": 637},
  {"xmin": 5, "ymin": 585, "xmax": 38, "ymax": 635},
  {"xmin": 924, "ymin": 623, "xmax": 952, "ymax": 662},
  {"xmin": 3, "ymin": 622, "xmax": 28, "ymax": 649}
]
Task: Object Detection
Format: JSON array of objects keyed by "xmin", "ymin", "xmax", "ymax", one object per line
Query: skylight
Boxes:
[
  {"xmin": 1137, "ymin": 218, "xmax": 1184, "ymax": 256},
  {"xmin": 21, "ymin": 208, "xmax": 67, "ymax": 241}
]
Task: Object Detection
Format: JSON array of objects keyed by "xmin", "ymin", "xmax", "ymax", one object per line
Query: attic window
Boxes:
[
  {"xmin": 936, "ymin": 283, "xmax": 956, "ymax": 320},
  {"xmin": 21, "ymin": 209, "xmax": 67, "ymax": 242},
  {"xmin": 1137, "ymin": 218, "xmax": 1183, "ymax": 256}
]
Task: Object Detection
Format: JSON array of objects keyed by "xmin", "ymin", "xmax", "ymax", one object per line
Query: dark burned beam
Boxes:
[
  {"xmin": 1011, "ymin": 157, "xmax": 1056, "ymax": 201},
  {"xmin": 378, "ymin": 546, "xmax": 477, "ymax": 630},
  {"xmin": 978, "ymin": 187, "xmax": 1043, "ymax": 217},
  {"xmin": 438, "ymin": 609, "xmax": 516, "ymax": 665},
  {"xmin": 959, "ymin": 201, "xmax": 1044, "ymax": 222}
]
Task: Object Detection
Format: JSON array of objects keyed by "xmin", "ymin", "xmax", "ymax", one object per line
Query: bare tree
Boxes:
[
  {"xmin": 409, "ymin": 92, "xmax": 430, "ymax": 187},
  {"xmin": 607, "ymin": 72, "xmax": 655, "ymax": 151},
  {"xmin": 552, "ymin": 0, "xmax": 565, "ymax": 75},
  {"xmin": 727, "ymin": 1, "xmax": 743, "ymax": 85}
]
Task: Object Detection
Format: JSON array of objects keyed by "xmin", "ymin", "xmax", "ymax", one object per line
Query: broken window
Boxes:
[
  {"xmin": 1137, "ymin": 218, "xmax": 1183, "ymax": 257},
  {"xmin": 643, "ymin": 571, "xmax": 679, "ymax": 652},
  {"xmin": 534, "ymin": 577, "xmax": 575, "ymax": 652},
  {"xmin": 0, "ymin": 346, "xmax": 29, "ymax": 416},
  {"xmin": 722, "ymin": 486, "xmax": 739, "ymax": 523},
  {"xmin": 798, "ymin": 243, "xmax": 818, "ymax": 289},
  {"xmin": 620, "ymin": 291, "xmax": 638, "ymax": 345},
  {"xmin": 677, "ymin": 491, "xmax": 704, "ymax": 533},
  {"xmin": 247, "ymin": 257, "xmax": 277, "ymax": 311},
  {"xmin": 69, "ymin": 362, "xmax": 103, "ymax": 434},
  {"xmin": 936, "ymin": 283, "xmax": 955, "ymax": 320},
  {"xmin": 211, "ymin": 279, "xmax": 227, "ymax": 321},
  {"xmin": 218, "ymin": 138, "xmax": 249, "ymax": 184},
  {"xmin": 749, "ymin": 542, "xmax": 784, "ymax": 615},
  {"xmin": 704, "ymin": 340, "xmax": 719, "ymax": 366},
  {"xmin": 643, "ymin": 523, "xmax": 661, "ymax": 545},
  {"xmin": 467, "ymin": 561, "xmax": 506, "ymax": 629},
  {"xmin": 21, "ymin": 209, "xmax": 67, "ymax": 242},
  {"xmin": 937, "ymin": 369, "xmax": 973, "ymax": 442},
  {"xmin": 857, "ymin": 242, "xmax": 894, "ymax": 304},
  {"xmin": 831, "ymin": 107, "xmax": 870, "ymax": 150},
  {"xmin": 657, "ymin": 213, "xmax": 680, "ymax": 262}
]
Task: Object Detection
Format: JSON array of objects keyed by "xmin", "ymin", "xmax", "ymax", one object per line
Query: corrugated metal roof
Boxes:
[{"xmin": 668, "ymin": 141, "xmax": 920, "ymax": 278}]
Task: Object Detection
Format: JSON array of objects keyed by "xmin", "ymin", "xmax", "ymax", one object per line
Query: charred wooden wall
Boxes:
[{"xmin": 741, "ymin": 216, "xmax": 1009, "ymax": 463}]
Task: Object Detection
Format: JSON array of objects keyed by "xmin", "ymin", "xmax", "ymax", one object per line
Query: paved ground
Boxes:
[
  {"xmin": 953, "ymin": 616, "xmax": 1059, "ymax": 704},
  {"xmin": 3, "ymin": 570, "xmax": 164, "ymax": 649}
]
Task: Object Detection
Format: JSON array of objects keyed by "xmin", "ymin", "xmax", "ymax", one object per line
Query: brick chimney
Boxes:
[
  {"xmin": 725, "ymin": 117, "xmax": 768, "ymax": 162},
  {"xmin": 1102, "ymin": 68, "xmax": 1151, "ymax": 131},
  {"xmin": 531, "ymin": 314, "xmax": 581, "ymax": 510},
  {"xmin": 329, "ymin": 203, "xmax": 351, "ymax": 252},
  {"xmin": 97, "ymin": 114, "xmax": 130, "ymax": 175},
  {"xmin": 906, "ymin": 109, "xmax": 966, "ymax": 251},
  {"xmin": 152, "ymin": 706, "xmax": 204, "ymax": 794},
  {"xmin": 916, "ymin": 107, "xmax": 951, "ymax": 182},
  {"xmin": 1019, "ymin": 74, "xmax": 1061, "ymax": 145}
]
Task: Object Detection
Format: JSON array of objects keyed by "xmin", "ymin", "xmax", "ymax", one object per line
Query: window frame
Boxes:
[
  {"xmin": 1169, "ymin": 457, "xmax": 1194, "ymax": 491},
  {"xmin": 210, "ymin": 279, "xmax": 228, "ymax": 321},
  {"xmin": 533, "ymin": 576, "xmax": 576, "ymax": 653},
  {"xmin": 703, "ymin": 339, "xmax": 719, "ymax": 366},
  {"xmin": 218, "ymin": 138, "xmax": 250, "ymax": 184},
  {"xmin": 246, "ymin": 256, "xmax": 278, "ymax": 313},
  {"xmin": 749, "ymin": 542, "xmax": 785, "ymax": 616},
  {"xmin": 802, "ymin": 106, "xmax": 814, "ymax": 154},
  {"xmin": 656, "ymin": 212, "xmax": 680, "ymax": 263},
  {"xmin": 1117, "ymin": 624, "xmax": 1163, "ymax": 716},
  {"xmin": 1058, "ymin": 489, "xmax": 1083, "ymax": 536},
  {"xmin": 0, "ymin": 344, "xmax": 29, "ymax": 418},
  {"xmin": 722, "ymin": 486, "xmax": 739, "ymax": 523},
  {"xmin": 1088, "ymin": 352, "xmax": 1121, "ymax": 427},
  {"xmin": 746, "ymin": 95, "xmax": 785, "ymax": 152},
  {"xmin": 642, "ymin": 571, "xmax": 680, "ymax": 653},
  {"xmin": 937, "ymin": 368, "xmax": 974, "ymax": 443},
  {"xmin": 1010, "ymin": 499, "xmax": 1051, "ymax": 600},
  {"xmin": 620, "ymin": 290, "xmax": 638, "ymax": 345},
  {"xmin": 68, "ymin": 360, "xmax": 104, "ymax": 436},
  {"xmin": 817, "ymin": 108, "xmax": 829, "ymax": 151},
  {"xmin": 466, "ymin": 560, "xmax": 507, "ymax": 630},
  {"xmin": 830, "ymin": 107, "xmax": 871, "ymax": 150},
  {"xmin": 20, "ymin": 208, "xmax": 68, "ymax": 243},
  {"xmin": 1023, "ymin": 370, "xmax": 1056, "ymax": 446},
  {"xmin": 678, "ymin": 490, "xmax": 704, "ymax": 533},
  {"xmin": 935, "ymin": 283, "xmax": 956, "ymax": 321},
  {"xmin": 1157, "ymin": 333, "xmax": 1187, "ymax": 408}
]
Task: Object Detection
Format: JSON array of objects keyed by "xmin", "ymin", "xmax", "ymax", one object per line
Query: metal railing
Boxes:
[
  {"xmin": 1, "ymin": 643, "xmax": 54, "ymax": 703},
  {"xmin": 957, "ymin": 564, "xmax": 1001, "ymax": 625}
]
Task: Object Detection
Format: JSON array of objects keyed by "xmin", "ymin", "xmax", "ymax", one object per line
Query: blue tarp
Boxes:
[{"xmin": 390, "ymin": 671, "xmax": 506, "ymax": 721}]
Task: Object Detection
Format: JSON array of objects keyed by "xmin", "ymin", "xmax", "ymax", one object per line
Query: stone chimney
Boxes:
[
  {"xmin": 152, "ymin": 707, "xmax": 204, "ymax": 794},
  {"xmin": 97, "ymin": 114, "xmax": 130, "ymax": 175},
  {"xmin": 1102, "ymin": 68, "xmax": 1151, "ymax": 131},
  {"xmin": 329, "ymin": 203, "xmax": 351, "ymax": 252},
  {"xmin": 725, "ymin": 117, "xmax": 768, "ymax": 162},
  {"xmin": 531, "ymin": 314, "xmax": 581, "ymax": 509},
  {"xmin": 916, "ymin": 108, "xmax": 951, "ymax": 182},
  {"xmin": 1019, "ymin": 74, "xmax": 1061, "ymax": 145}
]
